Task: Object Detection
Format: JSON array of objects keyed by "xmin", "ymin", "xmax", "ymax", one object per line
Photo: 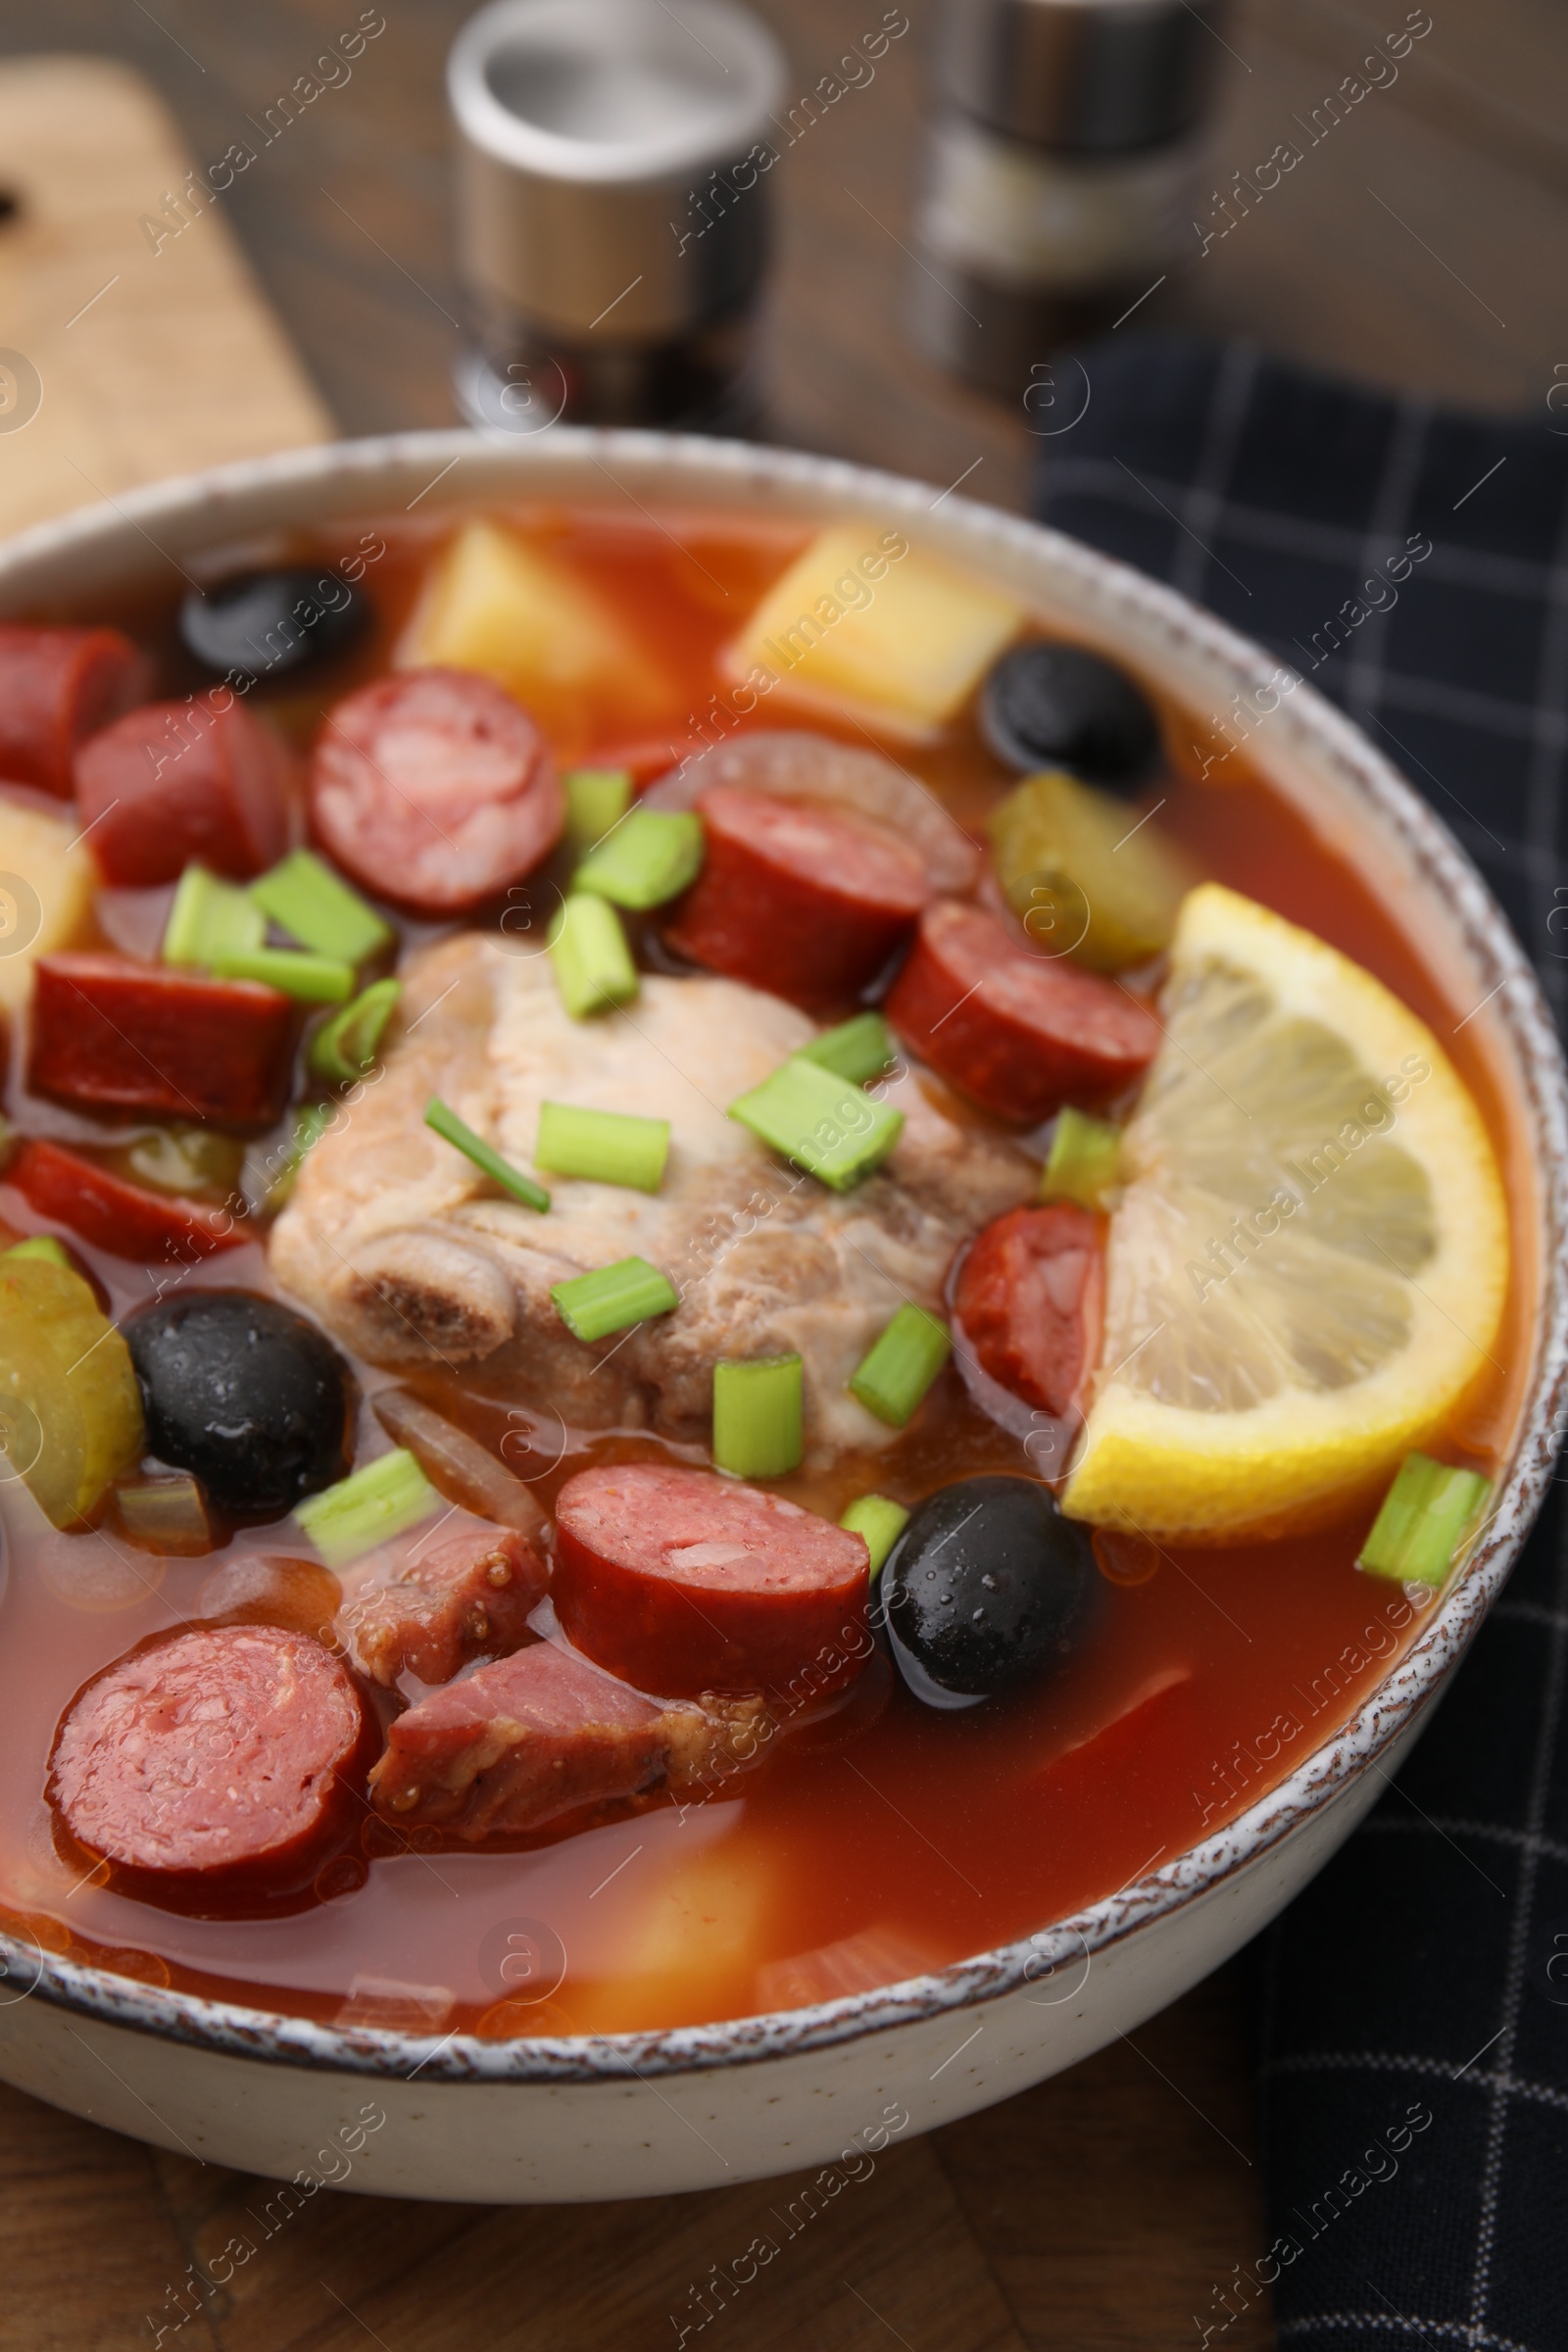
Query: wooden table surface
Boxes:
[{"xmin": 0, "ymin": 1, "xmax": 1556, "ymax": 2344}]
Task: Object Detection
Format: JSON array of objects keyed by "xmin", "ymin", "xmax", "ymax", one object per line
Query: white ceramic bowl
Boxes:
[{"xmin": 0, "ymin": 431, "xmax": 1563, "ymax": 2203}]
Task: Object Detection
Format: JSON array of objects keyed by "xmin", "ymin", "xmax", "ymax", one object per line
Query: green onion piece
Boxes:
[
  {"xmin": 849, "ymin": 1302, "xmax": 952, "ymax": 1427},
  {"xmin": 424, "ymin": 1097, "xmax": 550, "ymax": 1212},
  {"xmin": 163, "ymin": 864, "xmax": 266, "ymax": 968},
  {"xmin": 795, "ymin": 1011, "xmax": 895, "ymax": 1087},
  {"xmin": 309, "ymin": 977, "xmax": 402, "ymax": 1086},
  {"xmin": 4, "ymin": 1235, "xmax": 71, "ymax": 1270},
  {"xmin": 1041, "ymin": 1107, "xmax": 1122, "ymax": 1208},
  {"xmin": 295, "ymin": 1446, "xmax": 439, "ymax": 1569},
  {"xmin": 534, "ymin": 1102, "xmax": 669, "ymax": 1193},
  {"xmin": 572, "ymin": 808, "xmax": 703, "ymax": 909},
  {"xmin": 249, "ymin": 848, "xmax": 392, "ymax": 964},
  {"xmin": 548, "ymin": 893, "xmax": 640, "ymax": 1020},
  {"xmin": 212, "ymin": 946, "xmax": 355, "ymax": 1003},
  {"xmin": 839, "ymin": 1493, "xmax": 909, "ymax": 1580},
  {"xmin": 551, "ymin": 1254, "xmax": 679, "ymax": 1343},
  {"xmin": 713, "ymin": 1354, "xmax": 803, "ymax": 1478},
  {"xmin": 1358, "ymin": 1451, "xmax": 1493, "ymax": 1587},
  {"xmin": 564, "ymin": 765, "xmax": 633, "ymax": 850},
  {"xmin": 265, "ymin": 1101, "xmax": 337, "ymax": 1210},
  {"xmin": 729, "ymin": 1056, "xmax": 904, "ymax": 1193}
]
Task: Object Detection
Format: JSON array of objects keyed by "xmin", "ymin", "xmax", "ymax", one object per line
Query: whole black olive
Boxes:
[
  {"xmin": 179, "ymin": 567, "xmax": 367, "ymax": 683},
  {"xmin": 881, "ymin": 1475, "xmax": 1095, "ymax": 1706},
  {"xmin": 124, "ymin": 1292, "xmax": 352, "ymax": 1518},
  {"xmin": 980, "ymin": 641, "xmax": 1160, "ymax": 794}
]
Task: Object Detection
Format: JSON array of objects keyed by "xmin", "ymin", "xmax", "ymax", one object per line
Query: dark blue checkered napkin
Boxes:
[{"xmin": 1036, "ymin": 336, "xmax": 1568, "ymax": 2352}]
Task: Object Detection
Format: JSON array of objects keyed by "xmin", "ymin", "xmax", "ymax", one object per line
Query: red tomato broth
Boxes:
[{"xmin": 0, "ymin": 505, "xmax": 1534, "ymax": 2036}]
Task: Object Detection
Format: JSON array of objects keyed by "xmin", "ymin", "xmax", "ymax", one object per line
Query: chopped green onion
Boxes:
[
  {"xmin": 795, "ymin": 1011, "xmax": 895, "ymax": 1087},
  {"xmin": 729, "ymin": 1056, "xmax": 904, "ymax": 1193},
  {"xmin": 163, "ymin": 864, "xmax": 266, "ymax": 968},
  {"xmin": 849, "ymin": 1302, "xmax": 952, "ymax": 1426},
  {"xmin": 1041, "ymin": 1107, "xmax": 1122, "ymax": 1208},
  {"xmin": 564, "ymin": 765, "xmax": 633, "ymax": 850},
  {"xmin": 309, "ymin": 977, "xmax": 402, "ymax": 1086},
  {"xmin": 296, "ymin": 1446, "xmax": 439, "ymax": 1569},
  {"xmin": 424, "ymin": 1097, "xmax": 550, "ymax": 1212},
  {"xmin": 265, "ymin": 1101, "xmax": 337, "ymax": 1210},
  {"xmin": 572, "ymin": 808, "xmax": 703, "ymax": 909},
  {"xmin": 3, "ymin": 1235, "xmax": 71, "ymax": 1270},
  {"xmin": 1358, "ymin": 1451, "xmax": 1493, "ymax": 1587},
  {"xmin": 249, "ymin": 848, "xmax": 392, "ymax": 964},
  {"xmin": 839, "ymin": 1493, "xmax": 909, "ymax": 1580},
  {"xmin": 212, "ymin": 946, "xmax": 355, "ymax": 1003},
  {"xmin": 534, "ymin": 1101, "xmax": 669, "ymax": 1193},
  {"xmin": 548, "ymin": 893, "xmax": 640, "ymax": 1020},
  {"xmin": 713, "ymin": 1354, "xmax": 803, "ymax": 1479},
  {"xmin": 551, "ymin": 1254, "xmax": 679, "ymax": 1343}
]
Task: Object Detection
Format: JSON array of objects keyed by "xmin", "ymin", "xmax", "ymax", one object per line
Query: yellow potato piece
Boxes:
[
  {"xmin": 0, "ymin": 795, "xmax": 97, "ymax": 1012},
  {"xmin": 725, "ymin": 522, "xmax": 1022, "ymax": 740},
  {"xmin": 0, "ymin": 1258, "xmax": 145, "ymax": 1529},
  {"xmin": 398, "ymin": 518, "xmax": 672, "ymax": 749}
]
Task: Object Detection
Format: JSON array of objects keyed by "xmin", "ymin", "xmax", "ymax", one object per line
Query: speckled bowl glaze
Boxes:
[{"xmin": 0, "ymin": 432, "xmax": 1562, "ymax": 2203}]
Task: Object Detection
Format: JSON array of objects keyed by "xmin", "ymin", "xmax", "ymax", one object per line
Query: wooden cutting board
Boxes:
[{"xmin": 0, "ymin": 53, "xmax": 1273, "ymax": 2351}]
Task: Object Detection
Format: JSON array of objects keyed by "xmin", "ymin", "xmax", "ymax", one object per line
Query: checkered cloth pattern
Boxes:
[{"xmin": 1036, "ymin": 335, "xmax": 1568, "ymax": 2352}]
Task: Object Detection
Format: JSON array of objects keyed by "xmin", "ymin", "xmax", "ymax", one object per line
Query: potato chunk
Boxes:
[{"xmin": 0, "ymin": 795, "xmax": 96, "ymax": 1012}]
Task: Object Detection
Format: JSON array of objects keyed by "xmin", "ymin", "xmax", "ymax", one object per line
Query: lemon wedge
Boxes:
[{"xmin": 1062, "ymin": 884, "xmax": 1509, "ymax": 1540}]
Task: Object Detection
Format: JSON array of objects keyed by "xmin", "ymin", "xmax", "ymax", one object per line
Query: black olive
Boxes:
[
  {"xmin": 881, "ymin": 1475, "xmax": 1095, "ymax": 1706},
  {"xmin": 178, "ymin": 567, "xmax": 367, "ymax": 683},
  {"xmin": 124, "ymin": 1292, "xmax": 352, "ymax": 1518},
  {"xmin": 980, "ymin": 642, "xmax": 1161, "ymax": 794}
]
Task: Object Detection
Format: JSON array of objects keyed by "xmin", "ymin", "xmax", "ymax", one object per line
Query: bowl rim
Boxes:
[{"xmin": 3, "ymin": 424, "xmax": 1564, "ymax": 2086}]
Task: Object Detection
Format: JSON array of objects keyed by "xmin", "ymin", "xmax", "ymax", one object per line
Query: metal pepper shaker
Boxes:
[
  {"xmin": 911, "ymin": 0, "xmax": 1230, "ymax": 396},
  {"xmin": 449, "ymin": 0, "xmax": 786, "ymax": 433}
]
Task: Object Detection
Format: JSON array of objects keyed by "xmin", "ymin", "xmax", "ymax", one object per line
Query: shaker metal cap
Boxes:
[
  {"xmin": 450, "ymin": 0, "xmax": 786, "ymax": 340},
  {"xmin": 937, "ymin": 0, "xmax": 1229, "ymax": 156}
]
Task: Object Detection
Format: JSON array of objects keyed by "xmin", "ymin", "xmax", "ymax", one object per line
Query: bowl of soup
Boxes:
[{"xmin": 0, "ymin": 429, "xmax": 1559, "ymax": 2204}]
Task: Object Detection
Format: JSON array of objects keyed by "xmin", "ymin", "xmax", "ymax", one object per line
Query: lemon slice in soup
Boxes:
[{"xmin": 1062, "ymin": 885, "xmax": 1509, "ymax": 1541}]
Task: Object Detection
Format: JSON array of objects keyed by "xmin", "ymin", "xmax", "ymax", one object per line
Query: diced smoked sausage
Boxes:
[
  {"xmin": 342, "ymin": 1524, "xmax": 549, "ymax": 1688},
  {"xmin": 886, "ymin": 900, "xmax": 1159, "ymax": 1122},
  {"xmin": 48, "ymin": 1626, "xmax": 372, "ymax": 1892},
  {"xmin": 9, "ymin": 1138, "xmax": 245, "ymax": 1262},
  {"xmin": 553, "ymin": 1462, "xmax": 869, "ymax": 1698},
  {"xmin": 28, "ymin": 955, "xmax": 296, "ymax": 1126},
  {"xmin": 310, "ymin": 668, "xmax": 563, "ymax": 913},
  {"xmin": 663, "ymin": 785, "xmax": 929, "ymax": 1009},
  {"xmin": 0, "ymin": 624, "xmax": 144, "ymax": 796},
  {"xmin": 954, "ymin": 1204, "xmax": 1104, "ymax": 1418},
  {"xmin": 74, "ymin": 698, "xmax": 291, "ymax": 885},
  {"xmin": 368, "ymin": 1638, "xmax": 767, "ymax": 1837}
]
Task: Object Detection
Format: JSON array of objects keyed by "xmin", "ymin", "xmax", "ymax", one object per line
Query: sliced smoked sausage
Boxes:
[
  {"xmin": 28, "ymin": 955, "xmax": 296, "ymax": 1126},
  {"xmin": 554, "ymin": 1462, "xmax": 870, "ymax": 1699},
  {"xmin": 310, "ymin": 668, "xmax": 563, "ymax": 913},
  {"xmin": 0, "ymin": 623, "xmax": 144, "ymax": 796},
  {"xmin": 954, "ymin": 1203, "xmax": 1104, "ymax": 1418},
  {"xmin": 886, "ymin": 900, "xmax": 1159, "ymax": 1122},
  {"xmin": 663, "ymin": 785, "xmax": 929, "ymax": 1009},
  {"xmin": 48, "ymin": 1625, "xmax": 372, "ymax": 1893},
  {"xmin": 74, "ymin": 698, "xmax": 291, "ymax": 885}
]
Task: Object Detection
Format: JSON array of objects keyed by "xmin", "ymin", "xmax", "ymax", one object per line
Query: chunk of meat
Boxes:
[
  {"xmin": 10, "ymin": 1138, "xmax": 245, "ymax": 1262},
  {"xmin": 887, "ymin": 900, "xmax": 1160, "ymax": 1122},
  {"xmin": 555, "ymin": 1463, "xmax": 869, "ymax": 1697},
  {"xmin": 663, "ymin": 786, "xmax": 929, "ymax": 1009},
  {"xmin": 269, "ymin": 932, "xmax": 1034, "ymax": 1467},
  {"xmin": 74, "ymin": 698, "xmax": 291, "ymax": 885},
  {"xmin": 0, "ymin": 623, "xmax": 144, "ymax": 795},
  {"xmin": 28, "ymin": 955, "xmax": 296, "ymax": 1126},
  {"xmin": 953, "ymin": 1203, "xmax": 1104, "ymax": 1418},
  {"xmin": 341, "ymin": 1524, "xmax": 548, "ymax": 1688},
  {"xmin": 310, "ymin": 668, "xmax": 562, "ymax": 912},
  {"xmin": 367, "ymin": 1639, "xmax": 767, "ymax": 1837},
  {"xmin": 644, "ymin": 730, "xmax": 979, "ymax": 893},
  {"xmin": 48, "ymin": 1626, "xmax": 371, "ymax": 1889}
]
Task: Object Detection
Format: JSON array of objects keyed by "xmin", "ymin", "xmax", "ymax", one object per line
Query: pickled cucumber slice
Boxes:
[
  {"xmin": 0, "ymin": 1259, "xmax": 145, "ymax": 1528},
  {"xmin": 988, "ymin": 769, "xmax": 1189, "ymax": 975}
]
